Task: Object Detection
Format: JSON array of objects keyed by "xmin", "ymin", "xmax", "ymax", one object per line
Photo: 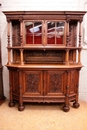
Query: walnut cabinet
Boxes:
[{"xmin": 3, "ymin": 11, "xmax": 86, "ymax": 112}]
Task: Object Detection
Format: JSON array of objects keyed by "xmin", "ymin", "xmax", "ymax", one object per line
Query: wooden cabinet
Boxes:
[{"xmin": 3, "ymin": 11, "xmax": 86, "ymax": 112}]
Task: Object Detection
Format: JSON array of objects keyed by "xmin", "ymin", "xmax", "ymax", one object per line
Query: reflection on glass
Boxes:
[
  {"xmin": 25, "ymin": 22, "xmax": 42, "ymax": 44},
  {"xmin": 47, "ymin": 22, "xmax": 64, "ymax": 44}
]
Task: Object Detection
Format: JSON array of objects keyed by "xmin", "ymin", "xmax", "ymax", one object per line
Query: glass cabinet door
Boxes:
[
  {"xmin": 24, "ymin": 21, "xmax": 65, "ymax": 46},
  {"xmin": 25, "ymin": 21, "xmax": 43, "ymax": 45},
  {"xmin": 46, "ymin": 21, "xmax": 65, "ymax": 45}
]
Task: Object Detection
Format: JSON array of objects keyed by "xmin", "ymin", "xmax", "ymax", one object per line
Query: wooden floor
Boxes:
[{"xmin": 0, "ymin": 99, "xmax": 87, "ymax": 130}]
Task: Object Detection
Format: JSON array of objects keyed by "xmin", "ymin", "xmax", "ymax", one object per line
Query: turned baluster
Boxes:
[
  {"xmin": 18, "ymin": 70, "xmax": 25, "ymax": 111},
  {"xmin": 78, "ymin": 48, "xmax": 82, "ymax": 65},
  {"xmin": 7, "ymin": 19, "xmax": 11, "ymax": 47},
  {"xmin": 7, "ymin": 19, "xmax": 11, "ymax": 65},
  {"xmin": 66, "ymin": 16, "xmax": 70, "ymax": 46},
  {"xmin": 65, "ymin": 49, "xmax": 69, "ymax": 65},
  {"xmin": 20, "ymin": 19, "xmax": 23, "ymax": 46},
  {"xmin": 79, "ymin": 19, "xmax": 82, "ymax": 47},
  {"xmin": 20, "ymin": 49, "xmax": 24, "ymax": 65}
]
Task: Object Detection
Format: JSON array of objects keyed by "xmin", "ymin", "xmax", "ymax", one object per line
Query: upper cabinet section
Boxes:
[{"xmin": 3, "ymin": 11, "xmax": 86, "ymax": 48}]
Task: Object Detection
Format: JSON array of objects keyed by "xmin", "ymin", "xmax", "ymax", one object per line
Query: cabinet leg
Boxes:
[
  {"xmin": 63, "ymin": 104, "xmax": 70, "ymax": 112},
  {"xmin": 9, "ymin": 101, "xmax": 15, "ymax": 107},
  {"xmin": 73, "ymin": 101, "xmax": 80, "ymax": 108},
  {"xmin": 18, "ymin": 104, "xmax": 25, "ymax": 111}
]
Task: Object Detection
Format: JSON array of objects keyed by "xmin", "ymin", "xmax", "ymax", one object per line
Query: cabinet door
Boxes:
[
  {"xmin": 23, "ymin": 70, "xmax": 43, "ymax": 96},
  {"xmin": 46, "ymin": 21, "xmax": 66, "ymax": 46},
  {"xmin": 24, "ymin": 21, "xmax": 44, "ymax": 45},
  {"xmin": 44, "ymin": 70, "xmax": 67, "ymax": 96},
  {"xmin": 24, "ymin": 20, "xmax": 66, "ymax": 46}
]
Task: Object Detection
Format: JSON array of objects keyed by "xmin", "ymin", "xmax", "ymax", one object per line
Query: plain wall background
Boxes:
[{"xmin": 0, "ymin": 0, "xmax": 87, "ymax": 101}]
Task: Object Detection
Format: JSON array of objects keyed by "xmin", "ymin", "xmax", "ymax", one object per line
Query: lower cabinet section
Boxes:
[{"xmin": 8, "ymin": 67, "xmax": 80, "ymax": 112}]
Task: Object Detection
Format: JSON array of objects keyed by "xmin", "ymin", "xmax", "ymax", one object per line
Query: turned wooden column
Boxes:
[
  {"xmin": 20, "ymin": 49, "xmax": 24, "ymax": 65},
  {"xmin": 78, "ymin": 19, "xmax": 83, "ymax": 65},
  {"xmin": 20, "ymin": 19, "xmax": 23, "ymax": 46},
  {"xmin": 78, "ymin": 48, "xmax": 82, "ymax": 65},
  {"xmin": 7, "ymin": 19, "xmax": 11, "ymax": 65},
  {"xmin": 63, "ymin": 70, "xmax": 70, "ymax": 112},
  {"xmin": 66, "ymin": 16, "xmax": 70, "ymax": 46},
  {"xmin": 65, "ymin": 49, "xmax": 69, "ymax": 65},
  {"xmin": 79, "ymin": 19, "xmax": 82, "ymax": 47},
  {"xmin": 7, "ymin": 19, "xmax": 11, "ymax": 47},
  {"xmin": 20, "ymin": 19, "xmax": 24, "ymax": 65},
  {"xmin": 43, "ymin": 21, "xmax": 46, "ymax": 46},
  {"xmin": 18, "ymin": 70, "xmax": 25, "ymax": 111},
  {"xmin": 65, "ymin": 16, "xmax": 70, "ymax": 65}
]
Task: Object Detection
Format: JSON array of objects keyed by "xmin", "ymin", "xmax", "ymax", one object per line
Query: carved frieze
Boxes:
[
  {"xmin": 23, "ymin": 97, "xmax": 65, "ymax": 102},
  {"xmin": 25, "ymin": 50, "xmax": 64, "ymax": 63}
]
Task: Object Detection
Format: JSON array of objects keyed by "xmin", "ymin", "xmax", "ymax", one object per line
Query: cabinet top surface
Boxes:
[
  {"xmin": 6, "ymin": 64, "xmax": 83, "ymax": 69},
  {"xmin": 3, "ymin": 11, "xmax": 86, "ymax": 15}
]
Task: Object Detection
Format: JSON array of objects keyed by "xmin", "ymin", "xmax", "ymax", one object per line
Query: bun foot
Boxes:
[
  {"xmin": 63, "ymin": 105, "xmax": 70, "ymax": 112},
  {"xmin": 18, "ymin": 105, "xmax": 25, "ymax": 111},
  {"xmin": 73, "ymin": 102, "xmax": 80, "ymax": 108},
  {"xmin": 9, "ymin": 101, "xmax": 15, "ymax": 107}
]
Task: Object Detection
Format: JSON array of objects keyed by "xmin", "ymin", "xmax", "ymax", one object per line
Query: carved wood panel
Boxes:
[
  {"xmin": 45, "ymin": 70, "xmax": 66, "ymax": 96},
  {"xmin": 23, "ymin": 71, "xmax": 43, "ymax": 96},
  {"xmin": 12, "ymin": 21, "xmax": 20, "ymax": 46},
  {"xmin": 24, "ymin": 50, "xmax": 65, "ymax": 63}
]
